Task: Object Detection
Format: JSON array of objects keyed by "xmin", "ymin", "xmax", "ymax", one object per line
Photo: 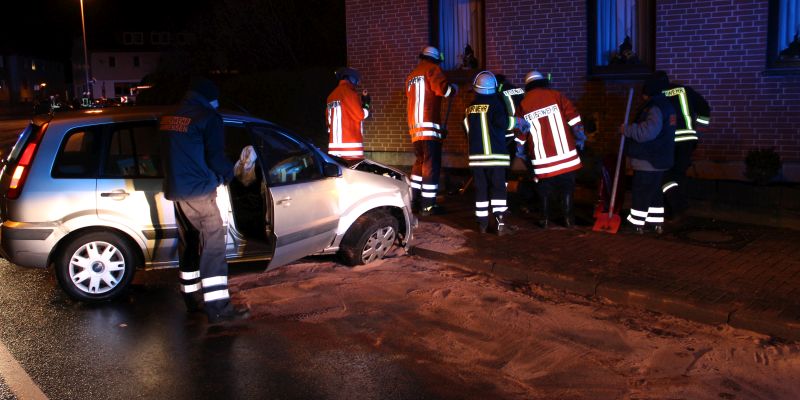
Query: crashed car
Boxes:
[{"xmin": 0, "ymin": 107, "xmax": 415, "ymax": 302}]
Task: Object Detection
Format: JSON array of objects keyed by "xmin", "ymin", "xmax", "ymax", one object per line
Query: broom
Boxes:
[{"xmin": 592, "ymin": 87, "xmax": 634, "ymax": 234}]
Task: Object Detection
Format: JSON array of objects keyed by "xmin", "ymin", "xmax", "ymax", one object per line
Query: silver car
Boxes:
[{"xmin": 0, "ymin": 107, "xmax": 415, "ymax": 302}]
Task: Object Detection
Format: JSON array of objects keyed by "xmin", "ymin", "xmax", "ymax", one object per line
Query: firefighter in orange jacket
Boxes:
[
  {"xmin": 520, "ymin": 70, "xmax": 586, "ymax": 228},
  {"xmin": 406, "ymin": 46, "xmax": 458, "ymax": 215},
  {"xmin": 327, "ymin": 67, "xmax": 370, "ymax": 162}
]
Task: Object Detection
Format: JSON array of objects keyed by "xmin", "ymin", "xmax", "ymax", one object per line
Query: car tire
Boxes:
[
  {"xmin": 339, "ymin": 211, "xmax": 399, "ymax": 266},
  {"xmin": 55, "ymin": 231, "xmax": 138, "ymax": 302}
]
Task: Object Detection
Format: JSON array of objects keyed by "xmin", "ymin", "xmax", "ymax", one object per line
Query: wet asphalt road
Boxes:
[{"xmin": 0, "ymin": 260, "xmax": 447, "ymax": 400}]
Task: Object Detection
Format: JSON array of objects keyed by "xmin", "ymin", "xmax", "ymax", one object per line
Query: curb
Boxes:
[{"xmin": 411, "ymin": 246, "xmax": 800, "ymax": 342}]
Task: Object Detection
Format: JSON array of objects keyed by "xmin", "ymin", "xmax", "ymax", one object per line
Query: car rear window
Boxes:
[
  {"xmin": 4, "ymin": 123, "xmax": 41, "ymax": 166},
  {"xmin": 52, "ymin": 127, "xmax": 102, "ymax": 177}
]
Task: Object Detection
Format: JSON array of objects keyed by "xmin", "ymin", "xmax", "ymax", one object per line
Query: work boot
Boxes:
[
  {"xmin": 563, "ymin": 194, "xmax": 575, "ymax": 228},
  {"xmin": 208, "ymin": 303, "xmax": 250, "ymax": 324},
  {"xmin": 478, "ymin": 223, "xmax": 488, "ymax": 234},
  {"xmin": 538, "ymin": 197, "xmax": 550, "ymax": 229},
  {"xmin": 420, "ymin": 204, "xmax": 445, "ymax": 216},
  {"xmin": 183, "ymin": 293, "xmax": 204, "ymax": 314},
  {"xmin": 496, "ymin": 214, "xmax": 515, "ymax": 236},
  {"xmin": 653, "ymin": 225, "xmax": 664, "ymax": 235}
]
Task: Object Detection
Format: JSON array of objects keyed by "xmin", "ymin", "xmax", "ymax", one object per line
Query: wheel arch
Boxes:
[{"xmin": 48, "ymin": 226, "xmax": 146, "ymax": 271}]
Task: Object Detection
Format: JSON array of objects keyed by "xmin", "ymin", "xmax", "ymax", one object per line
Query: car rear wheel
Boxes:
[
  {"xmin": 339, "ymin": 211, "xmax": 398, "ymax": 266},
  {"xmin": 55, "ymin": 231, "xmax": 138, "ymax": 302}
]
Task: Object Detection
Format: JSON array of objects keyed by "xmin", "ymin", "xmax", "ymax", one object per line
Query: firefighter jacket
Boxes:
[
  {"xmin": 327, "ymin": 80, "xmax": 369, "ymax": 159},
  {"xmin": 662, "ymin": 84, "xmax": 710, "ymax": 143},
  {"xmin": 624, "ymin": 95, "xmax": 677, "ymax": 171},
  {"xmin": 463, "ymin": 93, "xmax": 516, "ymax": 167},
  {"xmin": 520, "ymin": 88, "xmax": 584, "ymax": 179},
  {"xmin": 160, "ymin": 92, "xmax": 233, "ymax": 201},
  {"xmin": 406, "ymin": 60, "xmax": 453, "ymax": 142},
  {"xmin": 499, "ymin": 82, "xmax": 525, "ymax": 141}
]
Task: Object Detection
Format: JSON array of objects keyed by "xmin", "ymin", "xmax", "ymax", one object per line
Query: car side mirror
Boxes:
[{"xmin": 323, "ymin": 162, "xmax": 341, "ymax": 177}]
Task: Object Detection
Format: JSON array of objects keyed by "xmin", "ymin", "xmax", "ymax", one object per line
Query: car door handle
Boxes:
[
  {"xmin": 100, "ymin": 190, "xmax": 130, "ymax": 200},
  {"xmin": 277, "ymin": 197, "xmax": 292, "ymax": 207}
]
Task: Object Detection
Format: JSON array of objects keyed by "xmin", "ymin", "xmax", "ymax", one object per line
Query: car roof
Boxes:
[{"xmin": 33, "ymin": 106, "xmax": 273, "ymax": 127}]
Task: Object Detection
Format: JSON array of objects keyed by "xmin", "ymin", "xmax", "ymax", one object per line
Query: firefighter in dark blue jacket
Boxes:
[
  {"xmin": 621, "ymin": 74, "xmax": 677, "ymax": 235},
  {"xmin": 160, "ymin": 77, "xmax": 248, "ymax": 324},
  {"xmin": 463, "ymin": 71, "xmax": 527, "ymax": 235}
]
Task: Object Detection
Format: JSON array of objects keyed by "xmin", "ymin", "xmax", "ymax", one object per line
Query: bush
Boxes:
[{"xmin": 744, "ymin": 148, "xmax": 782, "ymax": 185}]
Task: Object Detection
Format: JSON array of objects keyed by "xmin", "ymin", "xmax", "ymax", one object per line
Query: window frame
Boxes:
[
  {"xmin": 248, "ymin": 124, "xmax": 325, "ymax": 187},
  {"xmin": 766, "ymin": 0, "xmax": 800, "ymax": 74},
  {"xmin": 429, "ymin": 0, "xmax": 486, "ymax": 82},
  {"xmin": 586, "ymin": 0, "xmax": 656, "ymax": 80},
  {"xmin": 51, "ymin": 125, "xmax": 103, "ymax": 179},
  {"xmin": 100, "ymin": 121, "xmax": 163, "ymax": 179}
]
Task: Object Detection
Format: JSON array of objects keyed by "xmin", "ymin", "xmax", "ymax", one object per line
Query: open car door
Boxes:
[{"xmin": 250, "ymin": 125, "xmax": 340, "ymax": 269}]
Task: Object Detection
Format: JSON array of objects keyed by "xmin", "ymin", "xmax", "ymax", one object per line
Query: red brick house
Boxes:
[{"xmin": 346, "ymin": 0, "xmax": 800, "ymax": 182}]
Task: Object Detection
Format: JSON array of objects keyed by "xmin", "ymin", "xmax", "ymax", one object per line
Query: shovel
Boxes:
[{"xmin": 592, "ymin": 87, "xmax": 634, "ymax": 234}]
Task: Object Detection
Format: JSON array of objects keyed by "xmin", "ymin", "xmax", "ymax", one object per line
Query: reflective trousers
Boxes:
[
  {"xmin": 174, "ymin": 191, "xmax": 231, "ymax": 316},
  {"xmin": 410, "ymin": 140, "xmax": 442, "ymax": 210},
  {"xmin": 471, "ymin": 166, "xmax": 507, "ymax": 228},
  {"xmin": 627, "ymin": 170, "xmax": 665, "ymax": 227}
]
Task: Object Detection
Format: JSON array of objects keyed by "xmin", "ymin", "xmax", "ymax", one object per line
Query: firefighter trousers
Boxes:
[
  {"xmin": 471, "ymin": 166, "xmax": 507, "ymax": 228},
  {"xmin": 174, "ymin": 191, "xmax": 231, "ymax": 317},
  {"xmin": 411, "ymin": 140, "xmax": 442, "ymax": 210},
  {"xmin": 663, "ymin": 141, "xmax": 696, "ymax": 217},
  {"xmin": 627, "ymin": 170, "xmax": 665, "ymax": 227}
]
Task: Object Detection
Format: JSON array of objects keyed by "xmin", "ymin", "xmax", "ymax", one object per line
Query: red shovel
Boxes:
[{"xmin": 593, "ymin": 88, "xmax": 634, "ymax": 234}]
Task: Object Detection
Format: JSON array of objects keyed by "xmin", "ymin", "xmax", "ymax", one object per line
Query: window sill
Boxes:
[
  {"xmin": 587, "ymin": 64, "xmax": 653, "ymax": 81},
  {"xmin": 763, "ymin": 62, "xmax": 800, "ymax": 76}
]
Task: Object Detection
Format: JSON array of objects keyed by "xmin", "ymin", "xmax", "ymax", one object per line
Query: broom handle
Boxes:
[{"xmin": 608, "ymin": 88, "xmax": 634, "ymax": 218}]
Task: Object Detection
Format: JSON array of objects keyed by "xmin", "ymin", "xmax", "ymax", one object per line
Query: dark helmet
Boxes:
[
  {"xmin": 643, "ymin": 72, "xmax": 669, "ymax": 96},
  {"xmin": 334, "ymin": 67, "xmax": 361, "ymax": 85},
  {"xmin": 420, "ymin": 46, "xmax": 444, "ymax": 63}
]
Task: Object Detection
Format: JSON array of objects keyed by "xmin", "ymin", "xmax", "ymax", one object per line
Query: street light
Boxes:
[{"xmin": 79, "ymin": 0, "xmax": 91, "ymax": 100}]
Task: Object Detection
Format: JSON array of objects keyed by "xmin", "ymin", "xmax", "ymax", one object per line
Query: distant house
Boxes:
[
  {"xmin": 0, "ymin": 54, "xmax": 66, "ymax": 105},
  {"xmin": 73, "ymin": 30, "xmax": 195, "ymax": 102},
  {"xmin": 345, "ymin": 0, "xmax": 800, "ymax": 182}
]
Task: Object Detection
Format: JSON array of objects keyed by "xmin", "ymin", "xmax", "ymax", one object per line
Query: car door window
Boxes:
[
  {"xmin": 103, "ymin": 122, "xmax": 161, "ymax": 178},
  {"xmin": 52, "ymin": 127, "xmax": 102, "ymax": 178},
  {"xmin": 250, "ymin": 125, "xmax": 322, "ymax": 186}
]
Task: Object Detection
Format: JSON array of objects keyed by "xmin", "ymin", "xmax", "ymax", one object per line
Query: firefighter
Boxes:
[
  {"xmin": 520, "ymin": 70, "xmax": 587, "ymax": 228},
  {"xmin": 621, "ymin": 74, "xmax": 677, "ymax": 234},
  {"xmin": 160, "ymin": 77, "xmax": 249, "ymax": 324},
  {"xmin": 327, "ymin": 67, "xmax": 370, "ymax": 163},
  {"xmin": 654, "ymin": 70, "xmax": 711, "ymax": 222},
  {"xmin": 496, "ymin": 74, "xmax": 534, "ymax": 212},
  {"xmin": 463, "ymin": 71, "xmax": 527, "ymax": 235},
  {"xmin": 406, "ymin": 46, "xmax": 458, "ymax": 215}
]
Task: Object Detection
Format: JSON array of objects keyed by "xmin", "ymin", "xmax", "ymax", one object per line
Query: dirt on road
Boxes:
[{"xmin": 229, "ymin": 222, "xmax": 800, "ymax": 400}]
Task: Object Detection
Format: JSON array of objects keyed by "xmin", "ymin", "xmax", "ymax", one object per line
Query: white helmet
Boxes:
[
  {"xmin": 421, "ymin": 46, "xmax": 443, "ymax": 62},
  {"xmin": 472, "ymin": 71, "xmax": 497, "ymax": 95},
  {"xmin": 524, "ymin": 70, "xmax": 546, "ymax": 84}
]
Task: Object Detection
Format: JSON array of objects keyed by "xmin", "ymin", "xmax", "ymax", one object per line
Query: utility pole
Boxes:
[{"xmin": 80, "ymin": 0, "xmax": 91, "ymax": 100}]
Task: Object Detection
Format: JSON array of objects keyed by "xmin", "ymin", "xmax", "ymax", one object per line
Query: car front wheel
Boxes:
[
  {"xmin": 339, "ymin": 211, "xmax": 399, "ymax": 266},
  {"xmin": 55, "ymin": 231, "xmax": 138, "ymax": 302}
]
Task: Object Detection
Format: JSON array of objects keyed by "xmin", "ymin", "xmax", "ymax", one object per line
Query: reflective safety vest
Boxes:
[
  {"xmin": 327, "ymin": 80, "xmax": 368, "ymax": 160},
  {"xmin": 406, "ymin": 60, "xmax": 452, "ymax": 142},
  {"xmin": 463, "ymin": 94, "xmax": 515, "ymax": 167},
  {"xmin": 520, "ymin": 88, "xmax": 583, "ymax": 179},
  {"xmin": 662, "ymin": 85, "xmax": 710, "ymax": 143}
]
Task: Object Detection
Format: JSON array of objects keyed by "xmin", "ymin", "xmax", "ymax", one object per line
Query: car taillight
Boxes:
[{"xmin": 6, "ymin": 124, "xmax": 46, "ymax": 200}]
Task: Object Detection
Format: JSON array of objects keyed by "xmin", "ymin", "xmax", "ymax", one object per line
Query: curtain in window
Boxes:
[
  {"xmin": 439, "ymin": 0, "xmax": 482, "ymax": 70},
  {"xmin": 596, "ymin": 0, "xmax": 636, "ymax": 65},
  {"xmin": 778, "ymin": 0, "xmax": 800, "ymax": 55}
]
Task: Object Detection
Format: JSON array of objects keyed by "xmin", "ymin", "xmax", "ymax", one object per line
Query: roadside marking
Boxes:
[{"xmin": 0, "ymin": 339, "xmax": 48, "ymax": 400}]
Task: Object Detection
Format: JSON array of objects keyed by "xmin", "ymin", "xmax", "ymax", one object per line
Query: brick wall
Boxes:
[{"xmin": 346, "ymin": 0, "xmax": 800, "ymax": 181}]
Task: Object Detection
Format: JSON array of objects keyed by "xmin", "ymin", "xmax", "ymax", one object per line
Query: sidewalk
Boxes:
[{"xmin": 412, "ymin": 192, "xmax": 800, "ymax": 342}]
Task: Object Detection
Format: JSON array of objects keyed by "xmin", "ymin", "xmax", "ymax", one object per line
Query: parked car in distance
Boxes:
[{"xmin": 0, "ymin": 107, "xmax": 415, "ymax": 302}]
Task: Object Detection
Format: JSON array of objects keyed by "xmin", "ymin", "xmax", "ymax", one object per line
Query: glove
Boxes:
[
  {"xmin": 515, "ymin": 117, "xmax": 530, "ymax": 133},
  {"xmin": 571, "ymin": 124, "xmax": 586, "ymax": 151},
  {"xmin": 361, "ymin": 90, "xmax": 371, "ymax": 110}
]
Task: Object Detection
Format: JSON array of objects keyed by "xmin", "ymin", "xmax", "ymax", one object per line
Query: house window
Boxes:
[
  {"xmin": 588, "ymin": 0, "xmax": 655, "ymax": 78},
  {"xmin": 431, "ymin": 0, "xmax": 484, "ymax": 72},
  {"xmin": 151, "ymin": 32, "xmax": 171, "ymax": 45},
  {"xmin": 109, "ymin": 56, "xmax": 116, "ymax": 68},
  {"xmin": 133, "ymin": 56, "xmax": 140, "ymax": 67},
  {"xmin": 768, "ymin": 0, "xmax": 800, "ymax": 70}
]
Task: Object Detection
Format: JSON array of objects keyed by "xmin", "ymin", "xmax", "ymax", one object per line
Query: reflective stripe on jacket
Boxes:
[
  {"xmin": 520, "ymin": 88, "xmax": 583, "ymax": 178},
  {"xmin": 463, "ymin": 94, "xmax": 513, "ymax": 167},
  {"xmin": 406, "ymin": 60, "xmax": 452, "ymax": 142},
  {"xmin": 327, "ymin": 80, "xmax": 368, "ymax": 159},
  {"xmin": 662, "ymin": 85, "xmax": 710, "ymax": 143}
]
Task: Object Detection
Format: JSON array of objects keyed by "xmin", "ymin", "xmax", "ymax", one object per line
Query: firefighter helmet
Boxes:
[
  {"xmin": 524, "ymin": 70, "xmax": 546, "ymax": 84},
  {"xmin": 420, "ymin": 46, "xmax": 444, "ymax": 62},
  {"xmin": 334, "ymin": 67, "xmax": 361, "ymax": 85},
  {"xmin": 472, "ymin": 71, "xmax": 497, "ymax": 95}
]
